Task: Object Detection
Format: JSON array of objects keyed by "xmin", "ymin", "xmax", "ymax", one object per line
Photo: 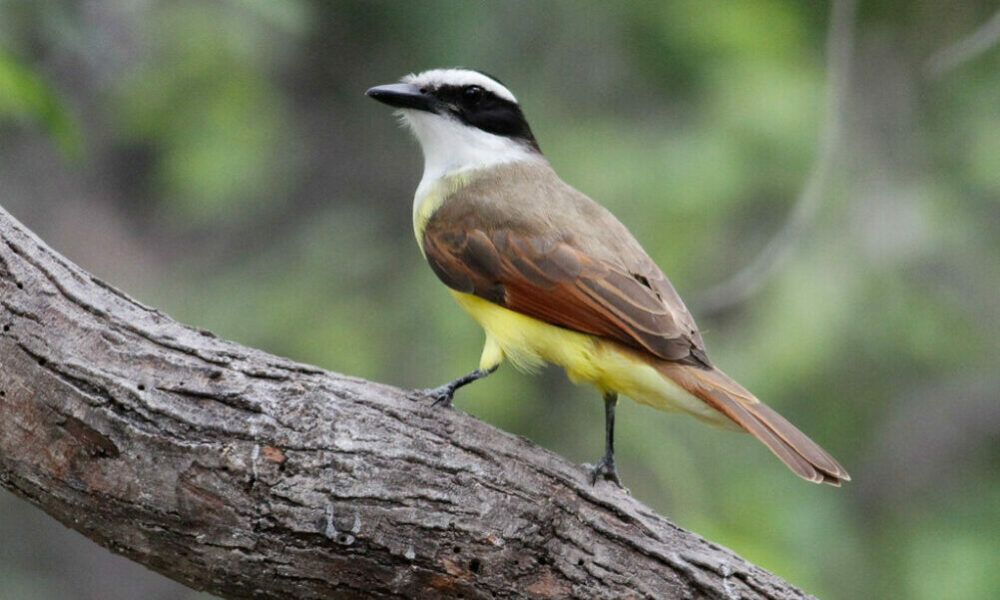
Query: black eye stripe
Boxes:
[
  {"xmin": 432, "ymin": 84, "xmax": 500, "ymax": 105},
  {"xmin": 463, "ymin": 85, "xmax": 485, "ymax": 103},
  {"xmin": 424, "ymin": 82, "xmax": 540, "ymax": 152}
]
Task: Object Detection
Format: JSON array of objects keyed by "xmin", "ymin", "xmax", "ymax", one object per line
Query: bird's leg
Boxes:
[
  {"xmin": 588, "ymin": 392, "xmax": 627, "ymax": 491},
  {"xmin": 425, "ymin": 365, "xmax": 498, "ymax": 407}
]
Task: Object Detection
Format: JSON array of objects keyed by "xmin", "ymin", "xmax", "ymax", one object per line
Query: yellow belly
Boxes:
[{"xmin": 449, "ymin": 291, "xmax": 728, "ymax": 424}]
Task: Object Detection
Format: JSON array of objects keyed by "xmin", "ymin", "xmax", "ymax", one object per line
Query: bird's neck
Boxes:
[{"xmin": 405, "ymin": 111, "xmax": 542, "ymax": 212}]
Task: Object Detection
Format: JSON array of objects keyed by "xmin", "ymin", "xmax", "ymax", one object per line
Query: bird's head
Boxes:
[{"xmin": 367, "ymin": 68, "xmax": 542, "ymax": 178}]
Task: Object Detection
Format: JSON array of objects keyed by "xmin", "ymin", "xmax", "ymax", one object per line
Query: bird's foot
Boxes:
[
  {"xmin": 585, "ymin": 455, "xmax": 629, "ymax": 493},
  {"xmin": 424, "ymin": 384, "xmax": 457, "ymax": 408},
  {"xmin": 419, "ymin": 367, "xmax": 496, "ymax": 408}
]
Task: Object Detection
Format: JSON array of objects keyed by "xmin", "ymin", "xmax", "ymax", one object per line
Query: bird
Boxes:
[{"xmin": 366, "ymin": 68, "xmax": 849, "ymax": 488}]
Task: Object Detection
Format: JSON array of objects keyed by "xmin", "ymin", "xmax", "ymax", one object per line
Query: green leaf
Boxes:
[{"xmin": 0, "ymin": 51, "xmax": 83, "ymax": 158}]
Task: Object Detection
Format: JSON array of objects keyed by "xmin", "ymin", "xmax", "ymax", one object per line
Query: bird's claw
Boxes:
[
  {"xmin": 425, "ymin": 384, "xmax": 456, "ymax": 408},
  {"xmin": 586, "ymin": 456, "xmax": 629, "ymax": 493}
]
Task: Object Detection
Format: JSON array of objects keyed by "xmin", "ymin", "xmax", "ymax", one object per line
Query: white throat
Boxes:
[{"xmin": 400, "ymin": 109, "xmax": 543, "ymax": 204}]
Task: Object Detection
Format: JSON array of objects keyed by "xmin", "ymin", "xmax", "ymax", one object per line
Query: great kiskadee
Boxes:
[{"xmin": 367, "ymin": 68, "xmax": 849, "ymax": 487}]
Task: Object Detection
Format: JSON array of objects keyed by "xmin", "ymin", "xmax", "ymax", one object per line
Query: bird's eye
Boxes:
[{"xmin": 463, "ymin": 85, "xmax": 485, "ymax": 104}]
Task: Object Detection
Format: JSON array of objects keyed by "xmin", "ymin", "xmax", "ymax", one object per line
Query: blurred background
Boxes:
[{"xmin": 2, "ymin": 1, "xmax": 999, "ymax": 598}]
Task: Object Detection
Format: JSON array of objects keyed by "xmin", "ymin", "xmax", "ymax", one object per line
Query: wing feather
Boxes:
[{"xmin": 423, "ymin": 209, "xmax": 708, "ymax": 366}]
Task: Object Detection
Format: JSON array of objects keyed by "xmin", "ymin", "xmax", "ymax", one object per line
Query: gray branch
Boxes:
[
  {"xmin": 695, "ymin": 0, "xmax": 855, "ymax": 316},
  {"xmin": 925, "ymin": 7, "xmax": 1000, "ymax": 78},
  {"xmin": 0, "ymin": 203, "xmax": 814, "ymax": 599}
]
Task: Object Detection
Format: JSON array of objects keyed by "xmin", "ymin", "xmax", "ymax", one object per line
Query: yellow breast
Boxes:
[{"xmin": 449, "ymin": 291, "xmax": 723, "ymax": 423}]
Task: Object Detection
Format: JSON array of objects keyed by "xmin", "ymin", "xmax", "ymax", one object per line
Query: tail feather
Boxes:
[{"xmin": 661, "ymin": 364, "xmax": 850, "ymax": 486}]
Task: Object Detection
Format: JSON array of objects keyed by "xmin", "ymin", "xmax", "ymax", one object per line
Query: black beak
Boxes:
[{"xmin": 365, "ymin": 83, "xmax": 437, "ymax": 113}]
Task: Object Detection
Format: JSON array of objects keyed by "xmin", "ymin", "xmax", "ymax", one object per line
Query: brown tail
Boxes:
[{"xmin": 660, "ymin": 363, "xmax": 850, "ymax": 485}]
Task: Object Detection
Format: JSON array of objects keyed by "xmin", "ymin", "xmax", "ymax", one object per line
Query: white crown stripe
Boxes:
[{"xmin": 402, "ymin": 69, "xmax": 518, "ymax": 104}]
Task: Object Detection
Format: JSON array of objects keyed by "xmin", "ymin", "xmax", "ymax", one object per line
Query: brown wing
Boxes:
[{"xmin": 422, "ymin": 212, "xmax": 710, "ymax": 367}]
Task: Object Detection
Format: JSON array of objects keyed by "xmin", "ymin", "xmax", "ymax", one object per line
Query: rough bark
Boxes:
[{"xmin": 0, "ymin": 204, "xmax": 815, "ymax": 599}]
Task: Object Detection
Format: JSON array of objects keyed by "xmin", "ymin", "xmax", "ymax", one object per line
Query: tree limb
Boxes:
[
  {"xmin": 694, "ymin": 0, "xmax": 855, "ymax": 316},
  {"xmin": 0, "ymin": 204, "xmax": 814, "ymax": 599},
  {"xmin": 925, "ymin": 7, "xmax": 1000, "ymax": 78}
]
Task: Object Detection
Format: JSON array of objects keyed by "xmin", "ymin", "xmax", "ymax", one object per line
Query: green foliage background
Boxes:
[{"xmin": 1, "ymin": 2, "xmax": 999, "ymax": 598}]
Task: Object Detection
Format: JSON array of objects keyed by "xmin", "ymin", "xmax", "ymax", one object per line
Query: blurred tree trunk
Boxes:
[{"xmin": 0, "ymin": 205, "xmax": 814, "ymax": 599}]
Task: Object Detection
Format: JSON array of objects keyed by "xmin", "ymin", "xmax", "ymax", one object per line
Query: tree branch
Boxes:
[
  {"xmin": 694, "ymin": 0, "xmax": 855, "ymax": 316},
  {"xmin": 0, "ymin": 203, "xmax": 814, "ymax": 599},
  {"xmin": 925, "ymin": 7, "xmax": 1000, "ymax": 78}
]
